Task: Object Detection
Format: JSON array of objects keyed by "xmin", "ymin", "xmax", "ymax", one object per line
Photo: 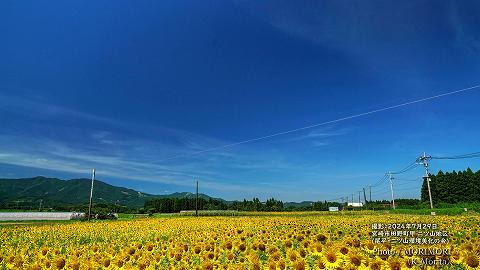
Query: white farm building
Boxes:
[{"xmin": 347, "ymin": 202, "xmax": 364, "ymax": 207}]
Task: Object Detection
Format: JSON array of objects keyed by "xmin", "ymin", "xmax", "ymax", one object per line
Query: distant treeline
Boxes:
[
  {"xmin": 144, "ymin": 197, "xmax": 348, "ymax": 213},
  {"xmin": 230, "ymin": 199, "xmax": 343, "ymax": 212},
  {"xmin": 144, "ymin": 197, "xmax": 286, "ymax": 213},
  {"xmin": 364, "ymin": 199, "xmax": 422, "ymax": 209},
  {"xmin": 422, "ymin": 168, "xmax": 480, "ymax": 204},
  {"xmin": 144, "ymin": 197, "xmax": 227, "ymax": 213}
]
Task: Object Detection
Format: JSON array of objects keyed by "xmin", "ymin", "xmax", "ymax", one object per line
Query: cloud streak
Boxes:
[{"xmin": 0, "ymin": 93, "xmax": 331, "ymax": 197}]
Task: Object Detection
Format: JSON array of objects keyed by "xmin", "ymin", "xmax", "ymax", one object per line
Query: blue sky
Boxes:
[{"xmin": 1, "ymin": 0, "xmax": 480, "ymax": 202}]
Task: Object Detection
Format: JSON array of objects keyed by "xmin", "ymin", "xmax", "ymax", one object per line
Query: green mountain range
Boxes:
[{"xmin": 0, "ymin": 176, "xmax": 217, "ymax": 208}]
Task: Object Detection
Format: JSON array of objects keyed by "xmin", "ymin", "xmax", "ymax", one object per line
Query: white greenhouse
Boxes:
[{"xmin": 0, "ymin": 212, "xmax": 85, "ymax": 221}]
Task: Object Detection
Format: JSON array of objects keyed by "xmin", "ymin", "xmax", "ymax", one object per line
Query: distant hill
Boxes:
[
  {"xmin": 0, "ymin": 176, "xmax": 217, "ymax": 208},
  {"xmin": 159, "ymin": 192, "xmax": 224, "ymax": 201}
]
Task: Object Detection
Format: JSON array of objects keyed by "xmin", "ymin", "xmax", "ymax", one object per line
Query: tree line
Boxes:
[
  {"xmin": 422, "ymin": 168, "xmax": 480, "ymax": 204},
  {"xmin": 144, "ymin": 197, "xmax": 228, "ymax": 213},
  {"xmin": 144, "ymin": 197, "xmax": 289, "ymax": 213},
  {"xmin": 143, "ymin": 197, "xmax": 350, "ymax": 213}
]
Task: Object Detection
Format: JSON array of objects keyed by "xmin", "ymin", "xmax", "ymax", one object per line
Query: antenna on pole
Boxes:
[
  {"xmin": 195, "ymin": 180, "xmax": 199, "ymax": 217},
  {"xmin": 388, "ymin": 172, "xmax": 396, "ymax": 210},
  {"xmin": 418, "ymin": 152, "xmax": 434, "ymax": 209},
  {"xmin": 88, "ymin": 169, "xmax": 95, "ymax": 221}
]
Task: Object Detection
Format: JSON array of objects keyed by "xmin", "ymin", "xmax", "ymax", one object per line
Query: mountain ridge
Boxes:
[
  {"xmin": 0, "ymin": 176, "xmax": 219, "ymax": 208},
  {"xmin": 0, "ymin": 176, "xmax": 311, "ymax": 209}
]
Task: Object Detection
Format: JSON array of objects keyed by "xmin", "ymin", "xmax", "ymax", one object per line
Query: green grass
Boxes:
[{"xmin": 389, "ymin": 207, "xmax": 474, "ymax": 216}]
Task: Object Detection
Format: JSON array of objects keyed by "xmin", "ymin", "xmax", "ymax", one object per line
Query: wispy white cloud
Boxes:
[
  {"xmin": 90, "ymin": 131, "xmax": 115, "ymax": 145},
  {"xmin": 0, "ymin": 93, "xmax": 123, "ymax": 126},
  {"xmin": 275, "ymin": 127, "xmax": 348, "ymax": 147},
  {"xmin": 0, "ymin": 93, "xmax": 381, "ymax": 200},
  {"xmin": 312, "ymin": 141, "xmax": 330, "ymax": 147},
  {"xmin": 0, "ymin": 94, "xmax": 319, "ymax": 195},
  {"xmin": 449, "ymin": 2, "xmax": 480, "ymax": 54},
  {"xmin": 283, "ymin": 129, "xmax": 347, "ymax": 142}
]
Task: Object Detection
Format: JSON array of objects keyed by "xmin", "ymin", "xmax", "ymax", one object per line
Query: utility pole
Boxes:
[
  {"xmin": 363, "ymin": 188, "xmax": 367, "ymax": 203},
  {"xmin": 38, "ymin": 199, "xmax": 43, "ymax": 212},
  {"xmin": 369, "ymin": 186, "xmax": 372, "ymax": 210},
  {"xmin": 358, "ymin": 191, "xmax": 361, "ymax": 204},
  {"xmin": 388, "ymin": 172, "xmax": 396, "ymax": 210},
  {"xmin": 195, "ymin": 180, "xmax": 199, "ymax": 217},
  {"xmin": 88, "ymin": 169, "xmax": 95, "ymax": 221},
  {"xmin": 418, "ymin": 152, "xmax": 434, "ymax": 209}
]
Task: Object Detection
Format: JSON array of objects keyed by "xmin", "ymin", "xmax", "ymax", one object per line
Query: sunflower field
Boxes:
[{"xmin": 1, "ymin": 213, "xmax": 479, "ymax": 269}]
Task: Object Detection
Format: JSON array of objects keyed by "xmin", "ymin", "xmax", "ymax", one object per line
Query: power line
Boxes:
[
  {"xmin": 363, "ymin": 155, "xmax": 428, "ymax": 202},
  {"xmin": 431, "ymin": 151, "xmax": 480, "ymax": 160},
  {"xmin": 156, "ymin": 84, "xmax": 480, "ymax": 162},
  {"xmin": 395, "ymin": 177, "xmax": 423, "ymax": 182},
  {"xmin": 371, "ymin": 174, "xmax": 389, "ymax": 187},
  {"xmin": 370, "ymin": 189, "xmax": 392, "ymax": 196},
  {"xmin": 395, "ymin": 181, "xmax": 421, "ymax": 187},
  {"xmin": 395, "ymin": 186, "xmax": 421, "ymax": 192},
  {"xmin": 361, "ymin": 159, "xmax": 422, "ymax": 203},
  {"xmin": 390, "ymin": 161, "xmax": 419, "ymax": 174},
  {"xmin": 370, "ymin": 185, "xmax": 392, "ymax": 195}
]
